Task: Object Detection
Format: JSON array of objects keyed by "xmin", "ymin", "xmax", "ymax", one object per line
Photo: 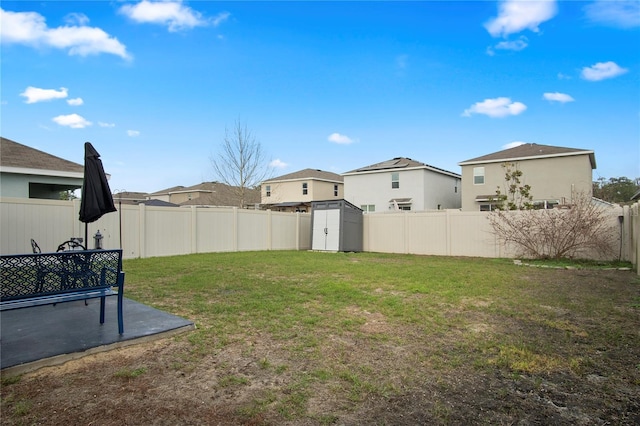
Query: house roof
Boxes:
[
  {"xmin": 0, "ymin": 137, "xmax": 84, "ymax": 176},
  {"xmin": 152, "ymin": 182, "xmax": 261, "ymax": 207},
  {"xmin": 150, "ymin": 185, "xmax": 186, "ymax": 196},
  {"xmin": 458, "ymin": 143, "xmax": 596, "ymax": 169},
  {"xmin": 263, "ymin": 168, "xmax": 344, "ymax": 183},
  {"xmin": 343, "ymin": 157, "xmax": 461, "ymax": 178},
  {"xmin": 138, "ymin": 199, "xmax": 180, "ymax": 207}
]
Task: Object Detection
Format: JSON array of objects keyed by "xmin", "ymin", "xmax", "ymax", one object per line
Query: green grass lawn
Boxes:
[
  {"xmin": 3, "ymin": 251, "xmax": 638, "ymax": 425},
  {"xmin": 117, "ymin": 251, "xmax": 639, "ymax": 423}
]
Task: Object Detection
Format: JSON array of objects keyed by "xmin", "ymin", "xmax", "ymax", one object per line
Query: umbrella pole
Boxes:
[{"xmin": 85, "ymin": 223, "xmax": 88, "ymax": 249}]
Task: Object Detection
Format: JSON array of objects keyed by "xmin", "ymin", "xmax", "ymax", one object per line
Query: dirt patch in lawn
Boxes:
[{"xmin": 2, "ymin": 268, "xmax": 639, "ymax": 425}]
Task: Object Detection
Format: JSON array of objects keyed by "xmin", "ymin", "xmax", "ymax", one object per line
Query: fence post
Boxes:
[
  {"xmin": 139, "ymin": 203, "xmax": 146, "ymax": 259},
  {"xmin": 191, "ymin": 206, "xmax": 197, "ymax": 255},
  {"xmin": 267, "ymin": 209, "xmax": 272, "ymax": 250},
  {"xmin": 295, "ymin": 211, "xmax": 300, "ymax": 251},
  {"xmin": 233, "ymin": 207, "xmax": 238, "ymax": 252}
]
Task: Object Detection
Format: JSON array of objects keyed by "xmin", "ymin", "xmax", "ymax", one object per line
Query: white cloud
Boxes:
[
  {"xmin": 20, "ymin": 86, "xmax": 68, "ymax": 103},
  {"xmin": 119, "ymin": 1, "xmax": 227, "ymax": 32},
  {"xmin": 212, "ymin": 12, "xmax": 231, "ymax": 27},
  {"xmin": 269, "ymin": 159, "xmax": 288, "ymax": 169},
  {"xmin": 64, "ymin": 12, "xmax": 89, "ymax": 26},
  {"xmin": 494, "ymin": 37, "xmax": 528, "ymax": 51},
  {"xmin": 328, "ymin": 133, "xmax": 354, "ymax": 144},
  {"xmin": 67, "ymin": 97, "xmax": 83, "ymax": 106},
  {"xmin": 485, "ymin": 0, "xmax": 558, "ymax": 38},
  {"xmin": 543, "ymin": 92, "xmax": 575, "ymax": 103},
  {"xmin": 462, "ymin": 97, "xmax": 527, "ymax": 118},
  {"xmin": 502, "ymin": 141, "xmax": 527, "ymax": 149},
  {"xmin": 584, "ymin": 0, "xmax": 640, "ymax": 29},
  {"xmin": 98, "ymin": 122, "xmax": 115, "ymax": 128},
  {"xmin": 52, "ymin": 113, "xmax": 92, "ymax": 128},
  {"xmin": 0, "ymin": 8, "xmax": 130, "ymax": 59},
  {"xmin": 127, "ymin": 130, "xmax": 140, "ymax": 137},
  {"xmin": 581, "ymin": 61, "xmax": 628, "ymax": 81}
]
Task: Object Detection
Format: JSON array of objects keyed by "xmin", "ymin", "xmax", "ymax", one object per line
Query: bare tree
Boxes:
[
  {"xmin": 488, "ymin": 191, "xmax": 618, "ymax": 260},
  {"xmin": 210, "ymin": 120, "xmax": 271, "ymax": 208}
]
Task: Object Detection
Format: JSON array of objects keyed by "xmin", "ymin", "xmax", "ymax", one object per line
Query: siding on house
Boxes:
[
  {"xmin": 343, "ymin": 157, "xmax": 461, "ymax": 212},
  {"xmin": 261, "ymin": 169, "xmax": 344, "ymax": 212},
  {"xmin": 458, "ymin": 143, "xmax": 596, "ymax": 211},
  {"xmin": 0, "ymin": 137, "xmax": 85, "ymax": 199}
]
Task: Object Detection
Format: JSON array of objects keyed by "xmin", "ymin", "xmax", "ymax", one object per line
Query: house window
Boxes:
[
  {"xmin": 361, "ymin": 204, "xmax": 375, "ymax": 213},
  {"xmin": 479, "ymin": 204, "xmax": 498, "ymax": 211},
  {"xmin": 391, "ymin": 172, "xmax": 399, "ymax": 189},
  {"xmin": 533, "ymin": 200, "xmax": 559, "ymax": 210},
  {"xmin": 265, "ymin": 185, "xmax": 271, "ymax": 197},
  {"xmin": 473, "ymin": 167, "xmax": 485, "ymax": 185},
  {"xmin": 334, "ymin": 184, "xmax": 338, "ymax": 197},
  {"xmin": 302, "ymin": 182, "xmax": 308, "ymax": 195}
]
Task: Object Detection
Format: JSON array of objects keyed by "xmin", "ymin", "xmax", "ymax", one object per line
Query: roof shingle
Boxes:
[{"xmin": 458, "ymin": 143, "xmax": 596, "ymax": 169}]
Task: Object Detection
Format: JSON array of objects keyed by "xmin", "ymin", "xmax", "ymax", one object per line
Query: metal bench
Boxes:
[{"xmin": 0, "ymin": 249, "xmax": 125, "ymax": 334}]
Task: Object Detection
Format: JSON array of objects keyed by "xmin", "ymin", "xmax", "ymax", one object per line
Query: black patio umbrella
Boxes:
[{"xmin": 79, "ymin": 142, "xmax": 117, "ymax": 245}]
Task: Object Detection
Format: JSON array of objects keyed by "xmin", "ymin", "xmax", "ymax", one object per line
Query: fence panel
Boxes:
[{"xmin": 1, "ymin": 198, "xmax": 636, "ymax": 268}]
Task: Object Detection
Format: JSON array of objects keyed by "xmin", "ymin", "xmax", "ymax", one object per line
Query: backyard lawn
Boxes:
[{"xmin": 2, "ymin": 251, "xmax": 639, "ymax": 425}]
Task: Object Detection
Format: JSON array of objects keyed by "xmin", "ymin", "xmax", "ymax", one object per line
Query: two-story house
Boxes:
[
  {"xmin": 342, "ymin": 157, "xmax": 461, "ymax": 213},
  {"xmin": 261, "ymin": 169, "xmax": 344, "ymax": 213},
  {"xmin": 0, "ymin": 137, "xmax": 84, "ymax": 199},
  {"xmin": 458, "ymin": 143, "xmax": 596, "ymax": 211},
  {"xmin": 149, "ymin": 182, "xmax": 260, "ymax": 208}
]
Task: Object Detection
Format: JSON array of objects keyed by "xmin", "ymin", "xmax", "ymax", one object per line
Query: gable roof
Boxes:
[
  {"xmin": 343, "ymin": 157, "xmax": 460, "ymax": 178},
  {"xmin": 263, "ymin": 168, "xmax": 344, "ymax": 183},
  {"xmin": 151, "ymin": 182, "xmax": 261, "ymax": 207},
  {"xmin": 1, "ymin": 137, "xmax": 84, "ymax": 176},
  {"xmin": 458, "ymin": 143, "xmax": 596, "ymax": 169}
]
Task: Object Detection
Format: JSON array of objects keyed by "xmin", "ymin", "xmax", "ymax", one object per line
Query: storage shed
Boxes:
[{"xmin": 311, "ymin": 199, "xmax": 363, "ymax": 252}]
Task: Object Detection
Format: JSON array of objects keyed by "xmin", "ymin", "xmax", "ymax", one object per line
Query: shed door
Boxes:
[{"xmin": 312, "ymin": 209, "xmax": 340, "ymax": 251}]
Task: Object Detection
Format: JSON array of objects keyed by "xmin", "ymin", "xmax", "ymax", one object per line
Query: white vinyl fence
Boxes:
[
  {"xmin": 1, "ymin": 198, "xmax": 638, "ymax": 273},
  {"xmin": 0, "ymin": 198, "xmax": 311, "ymax": 259}
]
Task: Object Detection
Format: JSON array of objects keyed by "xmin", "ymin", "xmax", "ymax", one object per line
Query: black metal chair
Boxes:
[{"xmin": 30, "ymin": 239, "xmax": 41, "ymax": 254}]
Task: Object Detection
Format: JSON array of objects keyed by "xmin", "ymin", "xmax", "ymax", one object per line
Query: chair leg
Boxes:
[
  {"xmin": 117, "ymin": 290, "xmax": 124, "ymax": 335},
  {"xmin": 99, "ymin": 296, "xmax": 106, "ymax": 324}
]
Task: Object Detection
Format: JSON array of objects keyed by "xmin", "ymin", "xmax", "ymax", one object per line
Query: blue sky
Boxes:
[{"xmin": 1, "ymin": 0, "xmax": 639, "ymax": 194}]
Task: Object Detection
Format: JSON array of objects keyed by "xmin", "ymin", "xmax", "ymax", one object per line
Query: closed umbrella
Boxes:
[{"xmin": 79, "ymin": 142, "xmax": 117, "ymax": 245}]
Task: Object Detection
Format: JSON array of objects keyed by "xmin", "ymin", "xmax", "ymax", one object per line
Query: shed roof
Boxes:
[{"xmin": 458, "ymin": 143, "xmax": 596, "ymax": 169}]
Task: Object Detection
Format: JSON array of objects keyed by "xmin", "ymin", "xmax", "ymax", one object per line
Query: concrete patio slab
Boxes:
[{"xmin": 1, "ymin": 297, "xmax": 195, "ymax": 376}]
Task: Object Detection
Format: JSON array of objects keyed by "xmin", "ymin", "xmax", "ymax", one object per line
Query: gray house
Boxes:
[
  {"xmin": 0, "ymin": 137, "xmax": 84, "ymax": 199},
  {"xmin": 343, "ymin": 157, "xmax": 461, "ymax": 212}
]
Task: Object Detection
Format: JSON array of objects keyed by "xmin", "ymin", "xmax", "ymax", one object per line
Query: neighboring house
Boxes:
[
  {"xmin": 112, "ymin": 191, "xmax": 150, "ymax": 205},
  {"xmin": 149, "ymin": 182, "xmax": 260, "ymax": 208},
  {"xmin": 458, "ymin": 143, "xmax": 596, "ymax": 211},
  {"xmin": 261, "ymin": 169, "xmax": 344, "ymax": 213},
  {"xmin": 342, "ymin": 157, "xmax": 462, "ymax": 213},
  {"xmin": 0, "ymin": 137, "xmax": 85, "ymax": 199}
]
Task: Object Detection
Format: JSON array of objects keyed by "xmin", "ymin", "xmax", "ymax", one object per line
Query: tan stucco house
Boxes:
[
  {"xmin": 261, "ymin": 169, "xmax": 344, "ymax": 213},
  {"xmin": 149, "ymin": 182, "xmax": 260, "ymax": 208},
  {"xmin": 342, "ymin": 157, "xmax": 461, "ymax": 213},
  {"xmin": 0, "ymin": 137, "xmax": 85, "ymax": 199},
  {"xmin": 458, "ymin": 143, "xmax": 596, "ymax": 211}
]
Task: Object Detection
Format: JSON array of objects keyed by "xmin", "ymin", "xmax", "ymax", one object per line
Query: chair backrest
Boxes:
[{"xmin": 30, "ymin": 239, "xmax": 41, "ymax": 254}]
